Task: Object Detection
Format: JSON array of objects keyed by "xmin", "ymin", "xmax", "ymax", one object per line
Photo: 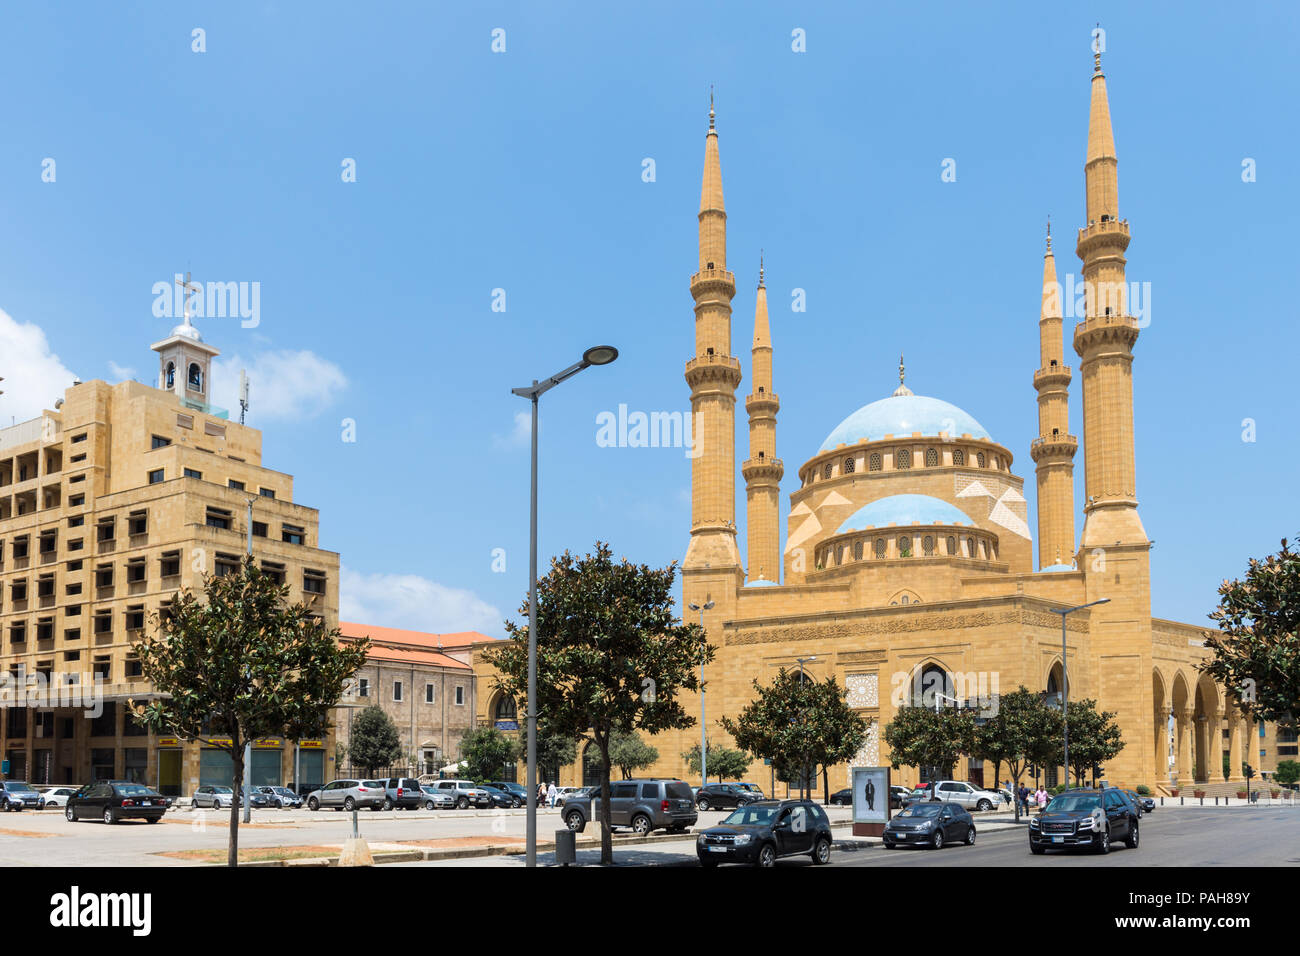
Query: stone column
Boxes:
[
  {"xmin": 1227, "ymin": 711, "xmax": 1244, "ymax": 783},
  {"xmin": 1208, "ymin": 709, "xmax": 1224, "ymax": 782},
  {"xmin": 1176, "ymin": 707, "xmax": 1194, "ymax": 785}
]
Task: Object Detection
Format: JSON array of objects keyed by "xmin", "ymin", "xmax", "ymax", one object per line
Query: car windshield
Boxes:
[
  {"xmin": 362, "ymin": 780, "xmax": 385, "ymax": 788},
  {"xmin": 9, "ymin": 782, "xmax": 35, "ymax": 792},
  {"xmin": 1047, "ymin": 793, "xmax": 1101, "ymax": 812},
  {"xmin": 213, "ymin": 787, "xmax": 233, "ymax": 794},
  {"xmin": 897, "ymin": 804, "xmax": 943, "ymax": 818},
  {"xmin": 116, "ymin": 784, "xmax": 155, "ymax": 796},
  {"xmin": 721, "ymin": 805, "xmax": 778, "ymax": 826}
]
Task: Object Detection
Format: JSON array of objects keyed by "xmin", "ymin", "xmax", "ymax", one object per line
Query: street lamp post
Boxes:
[
  {"xmin": 795, "ymin": 656, "xmax": 816, "ymax": 800},
  {"xmin": 243, "ymin": 495, "xmax": 258, "ymax": 825},
  {"xmin": 512, "ymin": 345, "xmax": 618, "ymax": 868},
  {"xmin": 1050, "ymin": 598, "xmax": 1110, "ymax": 791},
  {"xmin": 687, "ymin": 601, "xmax": 714, "ymax": 787}
]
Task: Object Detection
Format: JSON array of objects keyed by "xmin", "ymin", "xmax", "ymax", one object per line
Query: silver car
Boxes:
[
  {"xmin": 930, "ymin": 780, "xmax": 1005, "ymax": 812},
  {"xmin": 191, "ymin": 785, "xmax": 236, "ymax": 809},
  {"xmin": 256, "ymin": 786, "xmax": 303, "ymax": 808},
  {"xmin": 420, "ymin": 785, "xmax": 455, "ymax": 810},
  {"xmin": 305, "ymin": 779, "xmax": 386, "ymax": 812},
  {"xmin": 427, "ymin": 779, "xmax": 491, "ymax": 809},
  {"xmin": 38, "ymin": 786, "xmax": 82, "ymax": 808}
]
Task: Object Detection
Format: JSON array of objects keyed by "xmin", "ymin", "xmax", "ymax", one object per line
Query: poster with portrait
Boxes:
[{"xmin": 852, "ymin": 766, "xmax": 890, "ymax": 826}]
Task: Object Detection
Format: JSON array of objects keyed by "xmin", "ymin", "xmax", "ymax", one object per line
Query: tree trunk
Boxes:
[
  {"xmin": 598, "ymin": 736, "xmax": 613, "ymax": 865},
  {"xmin": 228, "ymin": 742, "xmax": 244, "ymax": 868},
  {"xmin": 822, "ymin": 767, "xmax": 829, "ymax": 805}
]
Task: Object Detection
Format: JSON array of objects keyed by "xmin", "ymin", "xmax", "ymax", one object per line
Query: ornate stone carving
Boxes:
[{"xmin": 846, "ymin": 673, "xmax": 878, "ymax": 709}]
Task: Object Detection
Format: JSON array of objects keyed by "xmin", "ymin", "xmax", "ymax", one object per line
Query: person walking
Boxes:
[
  {"xmin": 1035, "ymin": 787, "xmax": 1048, "ymax": 813},
  {"xmin": 547, "ymin": 781, "xmax": 558, "ymax": 808},
  {"xmin": 537, "ymin": 782, "xmax": 546, "ymax": 807}
]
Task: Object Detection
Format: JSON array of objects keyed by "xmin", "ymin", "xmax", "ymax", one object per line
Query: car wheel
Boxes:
[
  {"xmin": 426, "ymin": 800, "xmax": 435, "ymax": 810},
  {"xmin": 1030, "ymin": 842, "xmax": 1046, "ymax": 855},
  {"xmin": 931, "ymin": 829, "xmax": 945, "ymax": 850},
  {"xmin": 384, "ymin": 797, "xmax": 393, "ymax": 811},
  {"xmin": 965, "ymin": 825, "xmax": 976, "ymax": 846},
  {"xmin": 812, "ymin": 836, "xmax": 831, "ymax": 865},
  {"xmin": 457, "ymin": 796, "xmax": 469, "ymax": 810},
  {"xmin": 1095, "ymin": 828, "xmax": 1110, "ymax": 854},
  {"xmin": 1125, "ymin": 821, "xmax": 1139, "ymax": 849},
  {"xmin": 697, "ymin": 797, "xmax": 710, "ymax": 811},
  {"xmin": 564, "ymin": 810, "xmax": 584, "ymax": 831},
  {"xmin": 343, "ymin": 797, "xmax": 356, "ymax": 812},
  {"xmin": 631, "ymin": 814, "xmax": 652, "ymax": 835},
  {"xmin": 65, "ymin": 805, "xmax": 76, "ymax": 822},
  {"xmin": 883, "ymin": 840, "xmax": 895, "ymax": 849},
  {"xmin": 976, "ymin": 799, "xmax": 992, "ymax": 812},
  {"xmin": 147, "ymin": 816, "xmax": 161, "ymax": 823},
  {"xmin": 755, "ymin": 843, "xmax": 777, "ymax": 867},
  {"xmin": 103, "ymin": 807, "xmax": 116, "ymax": 825},
  {"xmin": 308, "ymin": 798, "xmax": 319, "ymax": 811}
]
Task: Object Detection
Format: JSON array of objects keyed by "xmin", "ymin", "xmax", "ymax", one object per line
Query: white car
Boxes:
[
  {"xmin": 930, "ymin": 780, "xmax": 1006, "ymax": 811},
  {"xmin": 39, "ymin": 786, "xmax": 82, "ymax": 808}
]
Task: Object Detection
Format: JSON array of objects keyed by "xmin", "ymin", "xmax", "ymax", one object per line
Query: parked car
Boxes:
[
  {"xmin": 695, "ymin": 783, "xmax": 760, "ymax": 811},
  {"xmin": 1029, "ymin": 787, "xmax": 1139, "ymax": 854},
  {"xmin": 696, "ymin": 800, "xmax": 833, "ymax": 867},
  {"xmin": 0, "ymin": 781, "xmax": 45, "ymax": 811},
  {"xmin": 563, "ymin": 778, "xmax": 697, "ymax": 835},
  {"xmin": 38, "ymin": 786, "xmax": 82, "ymax": 809},
  {"xmin": 830, "ymin": 788, "xmax": 853, "ymax": 806},
  {"xmin": 889, "ymin": 785, "xmax": 911, "ymax": 808},
  {"xmin": 553, "ymin": 786, "xmax": 585, "ymax": 806},
  {"xmin": 305, "ymin": 779, "xmax": 387, "ymax": 812},
  {"xmin": 882, "ymin": 801, "xmax": 976, "ymax": 849},
  {"xmin": 256, "ymin": 786, "xmax": 303, "ymax": 809},
  {"xmin": 486, "ymin": 781, "xmax": 527, "ymax": 807},
  {"xmin": 929, "ymin": 780, "xmax": 1005, "ymax": 811},
  {"xmin": 1125, "ymin": 789, "xmax": 1154, "ymax": 814},
  {"xmin": 383, "ymin": 776, "xmax": 424, "ymax": 810},
  {"xmin": 191, "ymin": 785, "xmax": 271, "ymax": 809},
  {"xmin": 733, "ymin": 782, "xmax": 765, "ymax": 798},
  {"xmin": 66, "ymin": 781, "xmax": 170, "ymax": 824},
  {"xmin": 426, "ymin": 779, "xmax": 492, "ymax": 809},
  {"xmin": 480, "ymin": 785, "xmax": 516, "ymax": 809},
  {"xmin": 420, "ymin": 785, "xmax": 455, "ymax": 809}
]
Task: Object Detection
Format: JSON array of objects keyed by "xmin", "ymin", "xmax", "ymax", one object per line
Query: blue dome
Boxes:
[
  {"xmin": 836, "ymin": 494, "xmax": 974, "ymax": 533},
  {"xmin": 745, "ymin": 579, "xmax": 780, "ymax": 588},
  {"xmin": 820, "ymin": 394, "xmax": 991, "ymax": 452}
]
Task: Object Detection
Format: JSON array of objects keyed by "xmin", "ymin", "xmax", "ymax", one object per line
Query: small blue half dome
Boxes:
[
  {"xmin": 835, "ymin": 494, "xmax": 974, "ymax": 533},
  {"xmin": 820, "ymin": 394, "xmax": 991, "ymax": 452},
  {"xmin": 745, "ymin": 579, "xmax": 780, "ymax": 588}
]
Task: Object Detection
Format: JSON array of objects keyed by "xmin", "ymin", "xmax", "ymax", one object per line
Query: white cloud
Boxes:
[
  {"xmin": 493, "ymin": 410, "xmax": 531, "ymax": 449},
  {"xmin": 0, "ymin": 308, "xmax": 78, "ymax": 423},
  {"xmin": 107, "ymin": 361, "xmax": 137, "ymax": 382},
  {"xmin": 340, "ymin": 566, "xmax": 505, "ymax": 636},
  {"xmin": 211, "ymin": 350, "xmax": 347, "ymax": 422}
]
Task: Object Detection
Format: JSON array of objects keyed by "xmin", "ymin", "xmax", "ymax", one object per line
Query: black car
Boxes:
[
  {"xmin": 66, "ymin": 781, "xmax": 171, "ymax": 824},
  {"xmin": 696, "ymin": 799, "xmax": 833, "ymax": 867},
  {"xmin": 882, "ymin": 801, "xmax": 976, "ymax": 849},
  {"xmin": 1029, "ymin": 787, "xmax": 1139, "ymax": 854},
  {"xmin": 486, "ymin": 782, "xmax": 527, "ymax": 807},
  {"xmin": 479, "ymin": 785, "xmax": 515, "ymax": 809},
  {"xmin": 831, "ymin": 785, "xmax": 909, "ymax": 809},
  {"xmin": 695, "ymin": 783, "xmax": 760, "ymax": 811}
]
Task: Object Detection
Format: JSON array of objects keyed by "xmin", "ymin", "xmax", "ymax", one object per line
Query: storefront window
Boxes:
[
  {"xmin": 124, "ymin": 748, "xmax": 147, "ymax": 783},
  {"xmin": 91, "ymin": 748, "xmax": 115, "ymax": 781}
]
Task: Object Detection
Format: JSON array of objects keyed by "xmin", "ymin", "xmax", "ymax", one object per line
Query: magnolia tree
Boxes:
[{"xmin": 131, "ymin": 556, "xmax": 367, "ymax": 867}]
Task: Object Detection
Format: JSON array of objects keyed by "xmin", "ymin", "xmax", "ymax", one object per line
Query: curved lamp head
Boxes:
[{"xmin": 583, "ymin": 345, "xmax": 619, "ymax": 366}]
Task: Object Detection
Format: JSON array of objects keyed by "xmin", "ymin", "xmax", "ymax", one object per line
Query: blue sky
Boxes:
[{"xmin": 0, "ymin": 2, "xmax": 1296, "ymax": 635}]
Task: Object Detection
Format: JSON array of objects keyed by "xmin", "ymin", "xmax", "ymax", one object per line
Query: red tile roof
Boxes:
[{"xmin": 339, "ymin": 621, "xmax": 499, "ymax": 670}]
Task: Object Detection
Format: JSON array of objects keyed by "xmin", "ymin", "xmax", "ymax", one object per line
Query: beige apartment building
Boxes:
[
  {"xmin": 0, "ymin": 313, "xmax": 339, "ymax": 795},
  {"xmin": 334, "ymin": 622, "xmax": 485, "ymax": 775}
]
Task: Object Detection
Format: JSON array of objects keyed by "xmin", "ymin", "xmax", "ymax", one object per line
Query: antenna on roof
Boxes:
[{"xmin": 238, "ymin": 370, "xmax": 250, "ymax": 425}]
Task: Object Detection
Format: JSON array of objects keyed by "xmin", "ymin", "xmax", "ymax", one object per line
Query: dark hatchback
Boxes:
[
  {"xmin": 66, "ymin": 781, "xmax": 172, "ymax": 824},
  {"xmin": 883, "ymin": 801, "xmax": 976, "ymax": 849},
  {"xmin": 479, "ymin": 785, "xmax": 516, "ymax": 809},
  {"xmin": 1029, "ymin": 788, "xmax": 1139, "ymax": 854},
  {"xmin": 486, "ymin": 782, "xmax": 527, "ymax": 807},
  {"xmin": 695, "ymin": 783, "xmax": 760, "ymax": 811},
  {"xmin": 696, "ymin": 800, "xmax": 833, "ymax": 867}
]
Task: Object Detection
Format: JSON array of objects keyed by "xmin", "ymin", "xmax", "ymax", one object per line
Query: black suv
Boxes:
[
  {"xmin": 696, "ymin": 799, "xmax": 833, "ymax": 867},
  {"xmin": 1029, "ymin": 787, "xmax": 1139, "ymax": 854},
  {"xmin": 695, "ymin": 783, "xmax": 760, "ymax": 811}
]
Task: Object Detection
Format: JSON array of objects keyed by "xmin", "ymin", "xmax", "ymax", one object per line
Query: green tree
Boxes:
[
  {"xmin": 131, "ymin": 555, "xmax": 367, "ymax": 867},
  {"xmin": 720, "ymin": 669, "xmax": 868, "ymax": 802},
  {"xmin": 348, "ymin": 705, "xmax": 403, "ymax": 777},
  {"xmin": 485, "ymin": 542, "xmax": 710, "ymax": 864},
  {"xmin": 1274, "ymin": 759, "xmax": 1300, "ymax": 787},
  {"xmin": 1053, "ymin": 698, "xmax": 1125, "ymax": 785},
  {"xmin": 971, "ymin": 687, "xmax": 1063, "ymax": 820},
  {"xmin": 533, "ymin": 721, "xmax": 580, "ymax": 785},
  {"xmin": 883, "ymin": 705, "xmax": 978, "ymax": 784},
  {"xmin": 585, "ymin": 730, "xmax": 658, "ymax": 779},
  {"xmin": 1204, "ymin": 537, "xmax": 1300, "ymax": 730},
  {"xmin": 460, "ymin": 727, "xmax": 520, "ymax": 782},
  {"xmin": 682, "ymin": 740, "xmax": 752, "ymax": 782}
]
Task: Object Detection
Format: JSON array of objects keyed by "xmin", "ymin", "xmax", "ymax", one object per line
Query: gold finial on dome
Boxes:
[
  {"xmin": 759, "ymin": 249, "xmax": 764, "ymax": 287},
  {"xmin": 1093, "ymin": 23, "xmax": 1102, "ymax": 73},
  {"xmin": 1046, "ymin": 215, "xmax": 1052, "ymax": 253},
  {"xmin": 709, "ymin": 85, "xmax": 715, "ymax": 130},
  {"xmin": 892, "ymin": 353, "xmax": 913, "ymax": 396}
]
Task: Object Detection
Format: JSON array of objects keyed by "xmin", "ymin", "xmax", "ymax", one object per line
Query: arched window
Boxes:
[
  {"xmin": 946, "ymin": 535, "xmax": 956, "ymax": 555},
  {"xmin": 874, "ymin": 538, "xmax": 886, "ymax": 559},
  {"xmin": 952, "ymin": 448, "xmax": 965, "ymax": 466},
  {"xmin": 976, "ymin": 451, "xmax": 986, "ymax": 468},
  {"xmin": 835, "ymin": 544, "xmax": 844, "ymax": 565},
  {"xmin": 896, "ymin": 448, "xmax": 911, "ymax": 470},
  {"xmin": 982, "ymin": 540, "xmax": 990, "ymax": 559},
  {"xmin": 843, "ymin": 456, "xmax": 855, "ymax": 474},
  {"xmin": 967, "ymin": 536, "xmax": 975, "ymax": 556},
  {"xmin": 925, "ymin": 447, "xmax": 938, "ymax": 467},
  {"xmin": 869, "ymin": 452, "xmax": 882, "ymax": 472},
  {"xmin": 853, "ymin": 540, "xmax": 864, "ymax": 560},
  {"xmin": 900, "ymin": 594, "xmax": 909, "ymax": 605},
  {"xmin": 165, "ymin": 362, "xmax": 175, "ymax": 389},
  {"xmin": 910, "ymin": 663, "xmax": 955, "ymax": 709},
  {"xmin": 188, "ymin": 363, "xmax": 203, "ymax": 391},
  {"xmin": 898, "ymin": 535, "xmax": 912, "ymax": 557},
  {"xmin": 923, "ymin": 535, "xmax": 935, "ymax": 556},
  {"xmin": 823, "ymin": 462, "xmax": 833, "ymax": 480},
  {"xmin": 494, "ymin": 696, "xmax": 518, "ymax": 722}
]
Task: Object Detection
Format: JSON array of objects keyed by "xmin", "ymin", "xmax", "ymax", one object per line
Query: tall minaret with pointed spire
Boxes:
[
  {"xmin": 1031, "ymin": 223, "xmax": 1078, "ymax": 567},
  {"xmin": 683, "ymin": 93, "xmax": 744, "ymax": 587},
  {"xmin": 742, "ymin": 254, "xmax": 782, "ymax": 583},
  {"xmin": 1074, "ymin": 44, "xmax": 1147, "ymax": 551}
]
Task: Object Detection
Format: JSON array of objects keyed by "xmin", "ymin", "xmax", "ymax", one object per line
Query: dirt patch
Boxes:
[
  {"xmin": 397, "ymin": 836, "xmax": 526, "ymax": 848},
  {"xmin": 156, "ymin": 844, "xmax": 341, "ymax": 863},
  {"xmin": 160, "ymin": 817, "xmax": 301, "ymax": 828},
  {"xmin": 0, "ymin": 827, "xmax": 60, "ymax": 838}
]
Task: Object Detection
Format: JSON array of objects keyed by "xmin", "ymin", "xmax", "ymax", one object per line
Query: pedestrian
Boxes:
[
  {"xmin": 537, "ymin": 782, "xmax": 546, "ymax": 807},
  {"xmin": 547, "ymin": 781, "xmax": 558, "ymax": 808},
  {"xmin": 1019, "ymin": 784, "xmax": 1030, "ymax": 815},
  {"xmin": 1036, "ymin": 787, "xmax": 1048, "ymax": 813}
]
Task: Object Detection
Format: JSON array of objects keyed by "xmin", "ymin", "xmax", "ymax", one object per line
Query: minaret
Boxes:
[
  {"xmin": 1074, "ymin": 46, "xmax": 1147, "ymax": 549},
  {"xmin": 683, "ymin": 93, "xmax": 744, "ymax": 583},
  {"xmin": 743, "ymin": 254, "xmax": 783, "ymax": 583},
  {"xmin": 1031, "ymin": 223, "xmax": 1078, "ymax": 567}
]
